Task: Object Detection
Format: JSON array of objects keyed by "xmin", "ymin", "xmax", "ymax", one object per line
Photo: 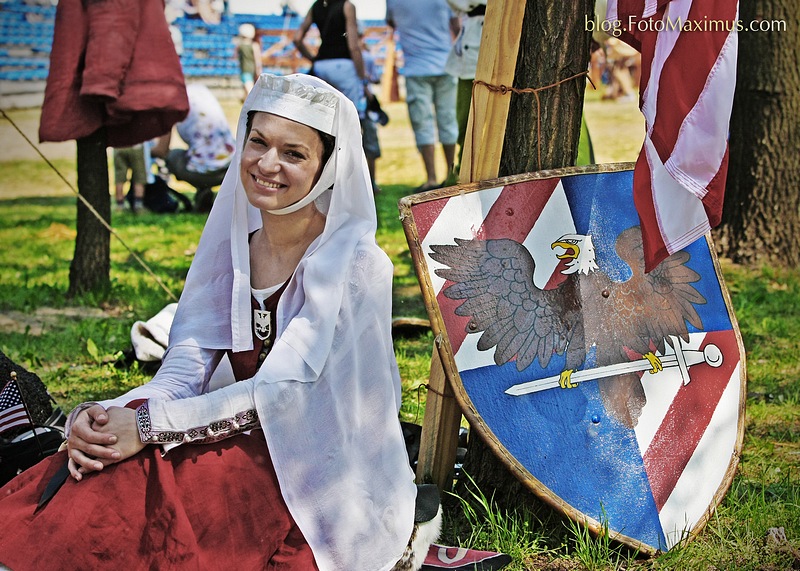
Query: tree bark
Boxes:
[
  {"xmin": 499, "ymin": 0, "xmax": 594, "ymax": 176},
  {"xmin": 459, "ymin": 0, "xmax": 593, "ymax": 512},
  {"xmin": 715, "ymin": 1, "xmax": 800, "ymax": 266},
  {"xmin": 68, "ymin": 129, "xmax": 110, "ymax": 297}
]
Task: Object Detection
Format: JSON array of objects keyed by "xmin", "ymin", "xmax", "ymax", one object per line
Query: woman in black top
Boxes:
[{"xmin": 293, "ymin": 0, "xmax": 368, "ymax": 117}]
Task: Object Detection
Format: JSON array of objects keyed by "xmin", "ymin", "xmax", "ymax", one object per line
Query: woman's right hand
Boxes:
[{"xmin": 66, "ymin": 404, "xmax": 122, "ymax": 481}]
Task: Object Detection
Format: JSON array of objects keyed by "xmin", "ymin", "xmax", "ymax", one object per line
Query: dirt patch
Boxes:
[
  {"xmin": 0, "ymin": 107, "xmax": 76, "ymax": 162},
  {"xmin": 521, "ymin": 554, "xmax": 586, "ymax": 570},
  {"xmin": 0, "ymin": 306, "xmax": 117, "ymax": 335}
]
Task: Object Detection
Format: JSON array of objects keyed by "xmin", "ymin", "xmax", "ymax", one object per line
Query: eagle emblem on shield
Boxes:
[{"xmin": 429, "ymin": 226, "xmax": 707, "ymax": 429}]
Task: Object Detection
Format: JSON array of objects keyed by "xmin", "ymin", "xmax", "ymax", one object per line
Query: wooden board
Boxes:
[
  {"xmin": 413, "ymin": 0, "xmax": 528, "ymax": 493},
  {"xmin": 399, "ymin": 164, "xmax": 747, "ymax": 554}
]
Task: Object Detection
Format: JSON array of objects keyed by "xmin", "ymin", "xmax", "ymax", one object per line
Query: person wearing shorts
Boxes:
[
  {"xmin": 113, "ymin": 144, "xmax": 148, "ymax": 212},
  {"xmin": 360, "ymin": 29, "xmax": 384, "ymax": 193},
  {"xmin": 387, "ymin": 0, "xmax": 459, "ymax": 192},
  {"xmin": 236, "ymin": 23, "xmax": 261, "ymax": 100},
  {"xmin": 404, "ymin": 75, "xmax": 458, "ymax": 190}
]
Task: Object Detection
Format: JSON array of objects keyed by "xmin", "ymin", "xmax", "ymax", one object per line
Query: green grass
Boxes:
[
  {"xmin": 1, "ymin": 98, "xmax": 798, "ymax": 570},
  {"xmin": 445, "ymin": 473, "xmax": 557, "ymax": 566}
]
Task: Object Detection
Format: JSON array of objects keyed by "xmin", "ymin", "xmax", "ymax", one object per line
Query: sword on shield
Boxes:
[{"xmin": 505, "ymin": 335, "xmax": 724, "ymax": 397}]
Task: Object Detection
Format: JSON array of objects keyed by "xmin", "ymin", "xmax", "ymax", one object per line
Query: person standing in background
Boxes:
[
  {"xmin": 443, "ymin": 0, "xmax": 486, "ymax": 184},
  {"xmin": 293, "ymin": 0, "xmax": 368, "ymax": 119},
  {"xmin": 386, "ymin": 0, "xmax": 459, "ymax": 192},
  {"xmin": 360, "ymin": 26, "xmax": 384, "ymax": 193},
  {"xmin": 235, "ymin": 23, "xmax": 262, "ymax": 101},
  {"xmin": 112, "ymin": 144, "xmax": 149, "ymax": 213}
]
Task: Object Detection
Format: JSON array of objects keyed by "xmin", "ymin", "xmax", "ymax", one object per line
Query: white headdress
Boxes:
[
  {"xmin": 169, "ymin": 74, "xmax": 416, "ymax": 571},
  {"xmin": 171, "ymin": 73, "xmax": 377, "ymax": 354}
]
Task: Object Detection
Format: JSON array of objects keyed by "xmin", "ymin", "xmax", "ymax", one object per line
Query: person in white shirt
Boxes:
[
  {"xmin": 444, "ymin": 0, "xmax": 486, "ymax": 182},
  {"xmin": 151, "ymin": 83, "xmax": 236, "ymax": 212}
]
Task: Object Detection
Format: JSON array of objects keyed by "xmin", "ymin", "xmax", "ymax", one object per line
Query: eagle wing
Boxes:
[
  {"xmin": 610, "ymin": 226, "xmax": 706, "ymax": 357},
  {"xmin": 580, "ymin": 227, "xmax": 707, "ymax": 428},
  {"xmin": 430, "ymin": 238, "xmax": 583, "ymax": 371},
  {"xmin": 640, "ymin": 249, "xmax": 705, "ymax": 349}
]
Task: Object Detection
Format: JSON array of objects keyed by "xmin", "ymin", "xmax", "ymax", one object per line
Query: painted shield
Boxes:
[{"xmin": 399, "ymin": 165, "xmax": 746, "ymax": 555}]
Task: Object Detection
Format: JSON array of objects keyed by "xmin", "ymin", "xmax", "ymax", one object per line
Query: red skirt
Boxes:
[{"xmin": 0, "ymin": 431, "xmax": 318, "ymax": 571}]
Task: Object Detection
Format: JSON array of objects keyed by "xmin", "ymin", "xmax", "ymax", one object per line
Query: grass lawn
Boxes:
[{"xmin": 0, "ymin": 88, "xmax": 798, "ymax": 570}]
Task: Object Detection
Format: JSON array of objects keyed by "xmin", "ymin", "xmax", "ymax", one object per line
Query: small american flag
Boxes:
[{"xmin": 0, "ymin": 375, "xmax": 32, "ymax": 435}]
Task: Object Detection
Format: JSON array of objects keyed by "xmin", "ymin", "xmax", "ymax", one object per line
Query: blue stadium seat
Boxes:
[{"xmin": 1, "ymin": 4, "xmax": 385, "ymax": 84}]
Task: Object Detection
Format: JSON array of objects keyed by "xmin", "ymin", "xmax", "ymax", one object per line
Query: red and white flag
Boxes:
[{"xmin": 605, "ymin": 0, "xmax": 738, "ymax": 271}]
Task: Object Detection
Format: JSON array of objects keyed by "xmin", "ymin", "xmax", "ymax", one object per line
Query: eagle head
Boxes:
[{"xmin": 551, "ymin": 234, "xmax": 599, "ymax": 275}]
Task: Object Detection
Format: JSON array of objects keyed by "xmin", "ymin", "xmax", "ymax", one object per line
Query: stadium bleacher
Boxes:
[
  {"xmin": 0, "ymin": 0, "xmax": 53, "ymax": 82},
  {"xmin": 0, "ymin": 1, "xmax": 391, "ymax": 90}
]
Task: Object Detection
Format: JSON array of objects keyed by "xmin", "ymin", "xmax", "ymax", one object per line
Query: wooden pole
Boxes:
[
  {"xmin": 459, "ymin": 0, "xmax": 528, "ymax": 183},
  {"xmin": 415, "ymin": 349, "xmax": 462, "ymax": 488},
  {"xmin": 415, "ymin": 0, "xmax": 527, "ymax": 491}
]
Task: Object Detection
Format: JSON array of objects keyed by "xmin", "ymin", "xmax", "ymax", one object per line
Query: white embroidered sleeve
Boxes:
[{"xmin": 137, "ymin": 378, "xmax": 259, "ymax": 447}]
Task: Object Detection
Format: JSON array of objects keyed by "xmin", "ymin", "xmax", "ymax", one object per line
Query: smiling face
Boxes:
[{"xmin": 240, "ymin": 112, "xmax": 326, "ymax": 213}]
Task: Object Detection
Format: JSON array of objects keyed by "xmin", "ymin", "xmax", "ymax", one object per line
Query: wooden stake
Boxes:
[
  {"xmin": 459, "ymin": 0, "xmax": 527, "ymax": 183},
  {"xmin": 415, "ymin": 0, "xmax": 527, "ymax": 491},
  {"xmin": 415, "ymin": 350, "xmax": 461, "ymax": 488}
]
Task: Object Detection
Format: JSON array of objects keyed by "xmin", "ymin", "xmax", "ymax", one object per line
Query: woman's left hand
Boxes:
[{"xmin": 93, "ymin": 406, "xmax": 147, "ymax": 463}]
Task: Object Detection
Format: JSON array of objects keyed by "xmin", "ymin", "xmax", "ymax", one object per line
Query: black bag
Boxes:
[
  {"xmin": 0, "ymin": 425, "xmax": 65, "ymax": 486},
  {"xmin": 129, "ymin": 177, "xmax": 193, "ymax": 213},
  {"xmin": 366, "ymin": 93, "xmax": 390, "ymax": 126}
]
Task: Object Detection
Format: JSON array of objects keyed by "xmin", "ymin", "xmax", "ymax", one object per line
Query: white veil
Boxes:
[
  {"xmin": 168, "ymin": 74, "xmax": 417, "ymax": 571},
  {"xmin": 171, "ymin": 73, "xmax": 374, "ymax": 355}
]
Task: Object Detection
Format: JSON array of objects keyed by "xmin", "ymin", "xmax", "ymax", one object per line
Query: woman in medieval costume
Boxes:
[{"xmin": 0, "ymin": 74, "xmax": 439, "ymax": 571}]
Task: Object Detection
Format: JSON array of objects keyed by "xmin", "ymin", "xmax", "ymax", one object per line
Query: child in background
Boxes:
[
  {"xmin": 235, "ymin": 23, "xmax": 262, "ymax": 101},
  {"xmin": 113, "ymin": 144, "xmax": 150, "ymax": 213}
]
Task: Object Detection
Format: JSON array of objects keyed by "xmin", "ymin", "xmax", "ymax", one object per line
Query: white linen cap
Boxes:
[{"xmin": 247, "ymin": 74, "xmax": 338, "ymax": 136}]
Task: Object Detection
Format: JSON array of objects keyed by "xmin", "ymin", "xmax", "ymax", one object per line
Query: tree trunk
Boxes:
[
  {"xmin": 499, "ymin": 0, "xmax": 594, "ymax": 176},
  {"xmin": 68, "ymin": 129, "xmax": 110, "ymax": 297},
  {"xmin": 715, "ymin": 1, "xmax": 800, "ymax": 266},
  {"xmin": 459, "ymin": 0, "xmax": 593, "ymax": 512}
]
